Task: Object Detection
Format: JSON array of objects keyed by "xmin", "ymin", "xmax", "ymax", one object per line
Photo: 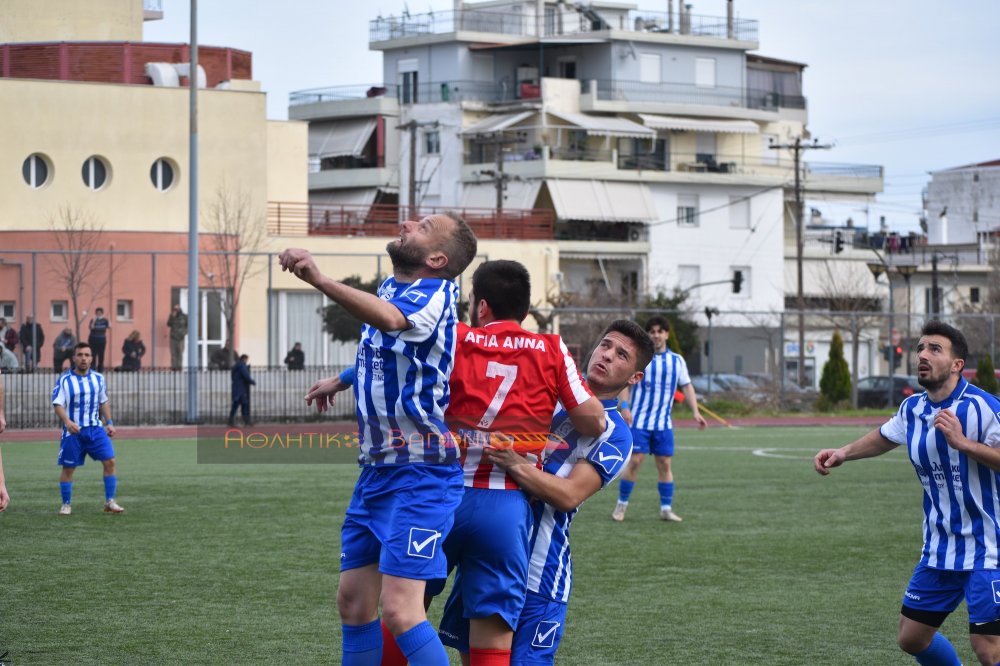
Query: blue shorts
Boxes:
[
  {"xmin": 902, "ymin": 563, "xmax": 1000, "ymax": 623},
  {"xmin": 340, "ymin": 464, "xmax": 463, "ymax": 580},
  {"xmin": 511, "ymin": 592, "xmax": 569, "ymax": 665},
  {"xmin": 57, "ymin": 426, "xmax": 115, "ymax": 467},
  {"xmin": 432, "ymin": 487, "xmax": 532, "ymax": 633},
  {"xmin": 631, "ymin": 428, "xmax": 674, "ymax": 457}
]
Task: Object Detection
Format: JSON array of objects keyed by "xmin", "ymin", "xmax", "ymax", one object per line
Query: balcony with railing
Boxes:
[
  {"xmin": 290, "ymin": 78, "xmax": 800, "ymax": 115},
  {"xmin": 582, "ymin": 79, "xmax": 805, "ymax": 110},
  {"xmin": 461, "ymin": 144, "xmax": 882, "ymax": 192},
  {"xmin": 368, "ymin": 8, "xmax": 757, "ymax": 43},
  {"xmin": 267, "ymin": 202, "xmax": 554, "ymax": 240}
]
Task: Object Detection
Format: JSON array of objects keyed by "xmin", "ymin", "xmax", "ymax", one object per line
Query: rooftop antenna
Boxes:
[{"xmin": 403, "ymin": 3, "xmax": 411, "ymax": 18}]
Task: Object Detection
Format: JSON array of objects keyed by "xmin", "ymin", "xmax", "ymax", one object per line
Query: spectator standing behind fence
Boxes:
[
  {"xmin": 121, "ymin": 330, "xmax": 146, "ymax": 372},
  {"xmin": 210, "ymin": 341, "xmax": 236, "ymax": 370},
  {"xmin": 19, "ymin": 315, "xmax": 44, "ymax": 372},
  {"xmin": 0, "ymin": 318, "xmax": 18, "ymax": 356},
  {"xmin": 88, "ymin": 307, "xmax": 110, "ymax": 372},
  {"xmin": 0, "ymin": 343, "xmax": 18, "ymax": 371},
  {"xmin": 227, "ymin": 354, "xmax": 255, "ymax": 428},
  {"xmin": 53, "ymin": 327, "xmax": 77, "ymax": 373},
  {"xmin": 283, "ymin": 342, "xmax": 305, "ymax": 370},
  {"xmin": 167, "ymin": 304, "xmax": 187, "ymax": 370}
]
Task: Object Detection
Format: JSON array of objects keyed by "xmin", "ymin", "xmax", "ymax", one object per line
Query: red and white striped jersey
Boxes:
[{"xmin": 448, "ymin": 320, "xmax": 593, "ymax": 489}]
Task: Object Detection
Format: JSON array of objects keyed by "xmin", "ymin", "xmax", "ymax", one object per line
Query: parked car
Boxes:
[
  {"xmin": 856, "ymin": 375, "xmax": 924, "ymax": 409},
  {"xmin": 689, "ymin": 374, "xmax": 767, "ymax": 403}
]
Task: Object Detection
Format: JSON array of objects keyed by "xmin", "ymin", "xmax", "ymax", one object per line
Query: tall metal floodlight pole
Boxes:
[{"xmin": 186, "ymin": 0, "xmax": 200, "ymax": 423}]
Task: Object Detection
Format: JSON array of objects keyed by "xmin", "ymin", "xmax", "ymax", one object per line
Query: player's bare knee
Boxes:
[
  {"xmin": 102, "ymin": 458, "xmax": 116, "ymax": 475},
  {"xmin": 336, "ymin": 585, "xmax": 374, "ymax": 625}
]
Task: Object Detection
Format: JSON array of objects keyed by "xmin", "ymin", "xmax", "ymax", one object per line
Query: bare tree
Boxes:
[
  {"xmin": 812, "ymin": 260, "xmax": 883, "ymax": 407},
  {"xmin": 201, "ymin": 183, "xmax": 268, "ymax": 356},
  {"xmin": 48, "ymin": 206, "xmax": 117, "ymax": 341}
]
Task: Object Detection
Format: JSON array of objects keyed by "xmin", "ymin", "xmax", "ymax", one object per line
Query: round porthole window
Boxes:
[
  {"xmin": 22, "ymin": 153, "xmax": 52, "ymax": 189},
  {"xmin": 82, "ymin": 155, "xmax": 110, "ymax": 191},
  {"xmin": 150, "ymin": 158, "xmax": 176, "ymax": 192}
]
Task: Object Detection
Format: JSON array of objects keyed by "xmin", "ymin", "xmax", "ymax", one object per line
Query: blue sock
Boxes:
[
  {"xmin": 103, "ymin": 475, "xmax": 117, "ymax": 501},
  {"xmin": 658, "ymin": 481, "xmax": 674, "ymax": 508},
  {"xmin": 60, "ymin": 481, "xmax": 72, "ymax": 504},
  {"xmin": 396, "ymin": 620, "xmax": 447, "ymax": 666},
  {"xmin": 912, "ymin": 632, "xmax": 961, "ymax": 665},
  {"xmin": 341, "ymin": 618, "xmax": 382, "ymax": 666},
  {"xmin": 618, "ymin": 479, "xmax": 634, "ymax": 503}
]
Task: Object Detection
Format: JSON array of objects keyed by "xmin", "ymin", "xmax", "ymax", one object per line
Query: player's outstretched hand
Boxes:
[
  {"xmin": 305, "ymin": 376, "xmax": 349, "ymax": 413},
  {"xmin": 813, "ymin": 448, "xmax": 845, "ymax": 475},
  {"xmin": 0, "ymin": 483, "xmax": 8, "ymax": 512},
  {"xmin": 694, "ymin": 413, "xmax": 708, "ymax": 430},
  {"xmin": 484, "ymin": 444, "xmax": 529, "ymax": 470},
  {"xmin": 278, "ymin": 248, "xmax": 320, "ymax": 285}
]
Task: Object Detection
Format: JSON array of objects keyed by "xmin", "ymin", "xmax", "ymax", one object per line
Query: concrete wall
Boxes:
[{"xmin": 0, "ymin": 0, "xmax": 144, "ymax": 43}]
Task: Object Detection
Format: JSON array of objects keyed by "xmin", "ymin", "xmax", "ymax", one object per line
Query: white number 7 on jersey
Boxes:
[{"xmin": 478, "ymin": 361, "xmax": 518, "ymax": 429}]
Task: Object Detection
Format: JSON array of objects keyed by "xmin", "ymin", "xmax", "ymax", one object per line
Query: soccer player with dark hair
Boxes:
[
  {"xmin": 430, "ymin": 259, "xmax": 605, "ymax": 664},
  {"xmin": 815, "ymin": 320, "xmax": 1000, "ymax": 666},
  {"xmin": 281, "ymin": 212, "xmax": 477, "ymax": 666},
  {"xmin": 469, "ymin": 319, "xmax": 652, "ymax": 664},
  {"xmin": 52, "ymin": 342, "xmax": 122, "ymax": 515},
  {"xmin": 613, "ymin": 315, "xmax": 706, "ymax": 523}
]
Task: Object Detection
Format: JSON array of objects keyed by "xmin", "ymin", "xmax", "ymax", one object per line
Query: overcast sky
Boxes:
[{"xmin": 145, "ymin": 0, "xmax": 1000, "ymax": 232}]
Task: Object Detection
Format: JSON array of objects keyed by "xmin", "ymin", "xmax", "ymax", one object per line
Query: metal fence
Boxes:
[
  {"xmin": 7, "ymin": 309, "xmax": 1000, "ymax": 428},
  {"xmin": 4, "ymin": 366, "xmax": 356, "ymax": 430}
]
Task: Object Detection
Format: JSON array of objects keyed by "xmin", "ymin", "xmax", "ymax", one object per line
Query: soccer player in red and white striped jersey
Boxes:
[{"xmin": 432, "ymin": 259, "xmax": 605, "ymax": 665}]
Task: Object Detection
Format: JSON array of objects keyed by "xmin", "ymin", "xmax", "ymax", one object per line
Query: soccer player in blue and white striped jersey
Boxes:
[
  {"xmin": 473, "ymin": 319, "xmax": 653, "ymax": 665},
  {"xmin": 614, "ymin": 316, "xmax": 706, "ymax": 523},
  {"xmin": 51, "ymin": 342, "xmax": 121, "ymax": 515},
  {"xmin": 816, "ymin": 321, "xmax": 1000, "ymax": 666},
  {"xmin": 281, "ymin": 212, "xmax": 478, "ymax": 666}
]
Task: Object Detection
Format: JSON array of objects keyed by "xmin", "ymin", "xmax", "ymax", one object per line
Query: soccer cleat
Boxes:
[
  {"xmin": 58, "ymin": 503, "xmax": 72, "ymax": 516},
  {"xmin": 612, "ymin": 501, "xmax": 628, "ymax": 522},
  {"xmin": 104, "ymin": 499, "xmax": 125, "ymax": 514},
  {"xmin": 660, "ymin": 508, "xmax": 683, "ymax": 522}
]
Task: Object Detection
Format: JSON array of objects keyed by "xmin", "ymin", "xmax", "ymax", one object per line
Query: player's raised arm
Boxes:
[{"xmin": 278, "ymin": 248, "xmax": 409, "ymax": 332}]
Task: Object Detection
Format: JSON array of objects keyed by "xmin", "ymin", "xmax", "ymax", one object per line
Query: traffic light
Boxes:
[
  {"xmin": 882, "ymin": 345, "xmax": 903, "ymax": 369},
  {"xmin": 834, "ymin": 230, "xmax": 845, "ymax": 254},
  {"xmin": 731, "ymin": 270, "xmax": 743, "ymax": 294}
]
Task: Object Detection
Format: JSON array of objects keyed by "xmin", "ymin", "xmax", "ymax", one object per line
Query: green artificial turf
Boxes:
[{"xmin": 0, "ymin": 427, "xmax": 974, "ymax": 664}]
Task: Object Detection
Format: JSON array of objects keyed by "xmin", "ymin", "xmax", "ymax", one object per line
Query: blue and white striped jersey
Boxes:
[
  {"xmin": 526, "ymin": 401, "xmax": 632, "ymax": 603},
  {"xmin": 631, "ymin": 350, "xmax": 690, "ymax": 431},
  {"xmin": 880, "ymin": 378, "xmax": 1000, "ymax": 570},
  {"xmin": 51, "ymin": 369, "xmax": 109, "ymax": 431},
  {"xmin": 353, "ymin": 276, "xmax": 460, "ymax": 466}
]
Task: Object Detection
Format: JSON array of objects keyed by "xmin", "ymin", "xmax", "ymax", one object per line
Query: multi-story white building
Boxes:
[{"xmin": 289, "ymin": 0, "xmax": 884, "ymax": 380}]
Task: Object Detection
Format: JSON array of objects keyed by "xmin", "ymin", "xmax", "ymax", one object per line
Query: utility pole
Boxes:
[
  {"xmin": 770, "ymin": 136, "xmax": 831, "ymax": 388},
  {"xmin": 472, "ymin": 130, "xmax": 523, "ymax": 212},
  {"xmin": 398, "ymin": 119, "xmax": 439, "ymax": 219}
]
